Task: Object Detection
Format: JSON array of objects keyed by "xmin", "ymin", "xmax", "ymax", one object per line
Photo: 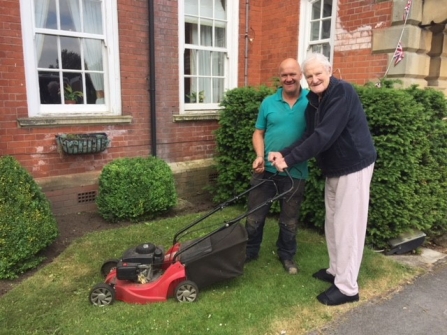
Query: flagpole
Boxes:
[{"xmin": 382, "ymin": 0, "xmax": 412, "ymax": 79}]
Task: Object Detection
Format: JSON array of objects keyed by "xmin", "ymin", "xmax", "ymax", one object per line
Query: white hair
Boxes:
[{"xmin": 302, "ymin": 53, "xmax": 332, "ymax": 73}]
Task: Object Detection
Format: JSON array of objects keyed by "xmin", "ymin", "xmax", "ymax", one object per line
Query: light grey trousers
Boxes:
[{"xmin": 324, "ymin": 163, "xmax": 375, "ymax": 296}]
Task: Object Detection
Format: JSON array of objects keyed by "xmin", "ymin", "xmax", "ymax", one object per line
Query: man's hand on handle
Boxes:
[
  {"xmin": 268, "ymin": 152, "xmax": 288, "ymax": 172},
  {"xmin": 252, "ymin": 156, "xmax": 265, "ymax": 173}
]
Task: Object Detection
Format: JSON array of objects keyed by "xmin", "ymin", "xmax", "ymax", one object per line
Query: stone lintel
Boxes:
[
  {"xmin": 392, "ymin": 0, "xmax": 422, "ymax": 25},
  {"xmin": 373, "ymin": 25, "xmax": 431, "ymax": 54},
  {"xmin": 386, "ymin": 51, "xmax": 430, "ymax": 77}
]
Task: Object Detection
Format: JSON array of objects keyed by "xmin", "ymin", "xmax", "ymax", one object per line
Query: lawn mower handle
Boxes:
[
  {"xmin": 218, "ymin": 168, "xmax": 295, "ymax": 227},
  {"xmin": 171, "ymin": 169, "xmax": 295, "ymax": 259}
]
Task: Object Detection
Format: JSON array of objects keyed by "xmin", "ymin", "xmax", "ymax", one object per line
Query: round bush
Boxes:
[
  {"xmin": 0, "ymin": 156, "xmax": 58, "ymax": 279},
  {"xmin": 96, "ymin": 156, "xmax": 178, "ymax": 222}
]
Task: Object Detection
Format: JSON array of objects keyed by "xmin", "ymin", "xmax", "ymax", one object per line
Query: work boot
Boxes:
[{"xmin": 281, "ymin": 259, "xmax": 298, "ymax": 274}]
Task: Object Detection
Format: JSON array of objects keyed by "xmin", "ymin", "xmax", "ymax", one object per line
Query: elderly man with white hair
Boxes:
[{"xmin": 269, "ymin": 53, "xmax": 376, "ymax": 306}]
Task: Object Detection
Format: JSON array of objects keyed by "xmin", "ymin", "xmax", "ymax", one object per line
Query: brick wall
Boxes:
[
  {"xmin": 258, "ymin": 1, "xmax": 300, "ymax": 81},
  {"xmin": 37, "ymin": 159, "xmax": 217, "ymax": 215},
  {"xmin": 0, "ymin": 1, "xmax": 31, "ymax": 166},
  {"xmin": 333, "ymin": 0, "xmax": 393, "ymax": 84},
  {"xmin": 238, "ymin": 1, "xmax": 301, "ymax": 88}
]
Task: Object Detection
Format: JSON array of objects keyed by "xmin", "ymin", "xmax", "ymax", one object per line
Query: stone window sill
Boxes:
[
  {"xmin": 17, "ymin": 115, "xmax": 133, "ymax": 128},
  {"xmin": 173, "ymin": 112, "xmax": 221, "ymax": 122}
]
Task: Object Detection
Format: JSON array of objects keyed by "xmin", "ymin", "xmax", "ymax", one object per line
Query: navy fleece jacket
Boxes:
[{"xmin": 280, "ymin": 76, "xmax": 377, "ymax": 177}]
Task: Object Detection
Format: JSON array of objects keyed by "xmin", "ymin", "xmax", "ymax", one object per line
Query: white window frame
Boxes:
[
  {"xmin": 178, "ymin": 0, "xmax": 239, "ymax": 114},
  {"xmin": 19, "ymin": 0, "xmax": 122, "ymax": 117},
  {"xmin": 298, "ymin": 0, "xmax": 337, "ymax": 86}
]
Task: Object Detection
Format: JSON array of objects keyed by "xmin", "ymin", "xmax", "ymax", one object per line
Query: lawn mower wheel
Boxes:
[
  {"xmin": 175, "ymin": 280, "xmax": 199, "ymax": 303},
  {"xmin": 89, "ymin": 283, "xmax": 116, "ymax": 306},
  {"xmin": 100, "ymin": 259, "xmax": 119, "ymax": 277}
]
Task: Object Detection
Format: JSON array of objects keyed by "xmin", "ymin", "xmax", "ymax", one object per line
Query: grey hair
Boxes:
[{"xmin": 302, "ymin": 53, "xmax": 332, "ymax": 73}]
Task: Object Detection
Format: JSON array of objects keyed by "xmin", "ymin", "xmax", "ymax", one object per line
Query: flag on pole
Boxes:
[
  {"xmin": 403, "ymin": 0, "xmax": 412, "ymax": 20},
  {"xmin": 393, "ymin": 42, "xmax": 405, "ymax": 66}
]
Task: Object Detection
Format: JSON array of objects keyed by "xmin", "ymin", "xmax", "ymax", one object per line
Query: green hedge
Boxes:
[
  {"xmin": 0, "ymin": 156, "xmax": 58, "ymax": 279},
  {"xmin": 353, "ymin": 87, "xmax": 430, "ymax": 247},
  {"xmin": 212, "ymin": 85, "xmax": 447, "ymax": 249},
  {"xmin": 96, "ymin": 156, "xmax": 177, "ymax": 222},
  {"xmin": 212, "ymin": 85, "xmax": 275, "ymax": 204},
  {"xmin": 404, "ymin": 86, "xmax": 447, "ymax": 235}
]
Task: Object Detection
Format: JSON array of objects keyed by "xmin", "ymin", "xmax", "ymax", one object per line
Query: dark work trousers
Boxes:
[{"xmin": 245, "ymin": 171, "xmax": 305, "ymax": 261}]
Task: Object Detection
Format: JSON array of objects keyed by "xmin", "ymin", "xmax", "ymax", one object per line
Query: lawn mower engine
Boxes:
[{"xmin": 116, "ymin": 242, "xmax": 165, "ymax": 284}]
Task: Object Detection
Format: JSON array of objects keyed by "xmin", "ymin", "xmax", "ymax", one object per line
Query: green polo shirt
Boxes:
[{"xmin": 255, "ymin": 88, "xmax": 309, "ymax": 179}]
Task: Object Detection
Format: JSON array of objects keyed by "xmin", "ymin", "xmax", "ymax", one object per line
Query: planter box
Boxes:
[{"xmin": 56, "ymin": 133, "xmax": 110, "ymax": 155}]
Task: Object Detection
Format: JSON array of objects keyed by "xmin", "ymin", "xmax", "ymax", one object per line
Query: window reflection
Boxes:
[
  {"xmin": 38, "ymin": 35, "xmax": 58, "ymax": 68},
  {"xmin": 309, "ymin": 0, "xmax": 332, "ymax": 61},
  {"xmin": 212, "ymin": 52, "xmax": 224, "ymax": 76},
  {"xmin": 322, "ymin": 19, "xmax": 331, "ymax": 39},
  {"xmin": 60, "ymin": 0, "xmax": 78, "ymax": 31},
  {"xmin": 35, "ymin": 0, "xmax": 106, "ymax": 106},
  {"xmin": 215, "ymin": 27, "xmax": 226, "ymax": 47},
  {"xmin": 39, "ymin": 72, "xmax": 61, "ymax": 104},
  {"xmin": 60, "ymin": 40, "xmax": 82, "ymax": 70},
  {"xmin": 312, "ymin": 1, "xmax": 321, "ymax": 20},
  {"xmin": 200, "ymin": 25, "xmax": 213, "ymax": 46},
  {"xmin": 39, "ymin": 48, "xmax": 100, "ymax": 105},
  {"xmin": 311, "ymin": 22, "xmax": 320, "ymax": 41},
  {"xmin": 184, "ymin": 0, "xmax": 227, "ymax": 105}
]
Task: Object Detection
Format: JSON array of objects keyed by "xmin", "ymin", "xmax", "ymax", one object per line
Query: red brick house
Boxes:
[{"xmin": 1, "ymin": 0, "xmax": 445, "ymax": 214}]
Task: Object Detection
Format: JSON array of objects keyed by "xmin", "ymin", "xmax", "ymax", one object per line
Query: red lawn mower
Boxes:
[{"xmin": 89, "ymin": 170, "xmax": 294, "ymax": 306}]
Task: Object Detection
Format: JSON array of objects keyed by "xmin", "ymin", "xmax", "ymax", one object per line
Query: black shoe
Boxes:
[
  {"xmin": 281, "ymin": 259, "xmax": 298, "ymax": 274},
  {"xmin": 317, "ymin": 285, "xmax": 359, "ymax": 306},
  {"xmin": 312, "ymin": 268, "xmax": 335, "ymax": 283}
]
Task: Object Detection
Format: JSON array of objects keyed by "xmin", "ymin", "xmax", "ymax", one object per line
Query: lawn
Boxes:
[{"xmin": 0, "ymin": 206, "xmax": 420, "ymax": 335}]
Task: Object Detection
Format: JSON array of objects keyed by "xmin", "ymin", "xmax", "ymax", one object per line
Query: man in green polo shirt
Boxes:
[{"xmin": 245, "ymin": 58, "xmax": 309, "ymax": 274}]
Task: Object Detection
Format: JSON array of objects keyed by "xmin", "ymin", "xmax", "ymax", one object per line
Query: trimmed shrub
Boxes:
[
  {"xmin": 0, "ymin": 156, "xmax": 58, "ymax": 279},
  {"xmin": 353, "ymin": 87, "xmax": 428, "ymax": 247},
  {"xmin": 212, "ymin": 85, "xmax": 275, "ymax": 204},
  {"xmin": 96, "ymin": 156, "xmax": 177, "ymax": 222},
  {"xmin": 404, "ymin": 86, "xmax": 447, "ymax": 236}
]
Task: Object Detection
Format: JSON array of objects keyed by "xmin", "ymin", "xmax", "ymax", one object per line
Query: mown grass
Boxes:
[{"xmin": 0, "ymin": 206, "xmax": 421, "ymax": 335}]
